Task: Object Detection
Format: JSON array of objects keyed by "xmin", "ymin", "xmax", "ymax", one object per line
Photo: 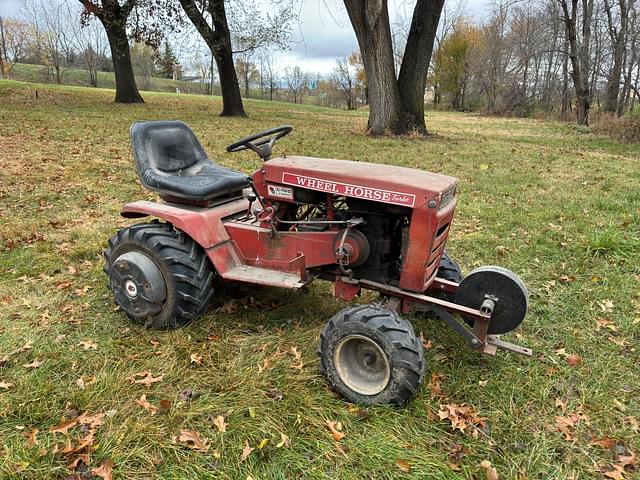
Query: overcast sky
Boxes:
[{"xmin": 0, "ymin": 0, "xmax": 493, "ymax": 74}]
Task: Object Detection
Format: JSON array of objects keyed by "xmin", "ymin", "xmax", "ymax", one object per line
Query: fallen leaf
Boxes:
[
  {"xmin": 603, "ymin": 464, "xmax": 625, "ymax": 480},
  {"xmin": 128, "ymin": 371, "xmax": 163, "ymax": 387},
  {"xmin": 566, "ymin": 354, "xmax": 582, "ymax": 367},
  {"xmin": 590, "ymin": 436, "xmax": 616, "ymax": 449},
  {"xmin": 178, "ymin": 387, "xmax": 200, "ymax": 401},
  {"xmin": 595, "ymin": 318, "xmax": 617, "ymax": 332},
  {"xmin": 598, "ymin": 299, "xmax": 614, "ymax": 313},
  {"xmin": 290, "ymin": 346, "xmax": 304, "ymax": 370},
  {"xmin": 257, "ymin": 438, "xmax": 269, "ymax": 450},
  {"xmin": 213, "ymin": 415, "xmax": 227, "ymax": 433},
  {"xmin": 428, "ymin": 372, "xmax": 445, "ymax": 398},
  {"xmin": 50, "ymin": 417, "xmax": 79, "ymax": 434},
  {"xmin": 555, "ymin": 398, "xmax": 567, "ymax": 412},
  {"xmin": 480, "ymin": 460, "xmax": 499, "ymax": 480},
  {"xmin": 78, "ymin": 340, "xmax": 97, "ymax": 351},
  {"xmin": 0, "ymin": 381, "xmax": 14, "ymax": 389},
  {"xmin": 257, "ymin": 357, "xmax": 271, "ymax": 374},
  {"xmin": 438, "ymin": 403, "xmax": 486, "ymax": 434},
  {"xmin": 618, "ymin": 450, "xmax": 636, "ymax": 467},
  {"xmin": 23, "ymin": 359, "xmax": 43, "ymax": 369},
  {"xmin": 190, "ymin": 353, "xmax": 203, "ymax": 366},
  {"xmin": 396, "ymin": 459, "xmax": 412, "ymax": 473},
  {"xmin": 91, "ymin": 459, "xmax": 114, "ymax": 480},
  {"xmin": 177, "ymin": 429, "xmax": 209, "ymax": 452},
  {"xmin": 240, "ymin": 439, "xmax": 254, "ymax": 461},
  {"xmin": 326, "ymin": 420, "xmax": 345, "ymax": 441},
  {"xmin": 555, "ymin": 412, "xmax": 587, "ymax": 440},
  {"xmin": 22, "ymin": 428, "xmax": 39, "ymax": 447},
  {"xmin": 276, "ymin": 432, "xmax": 290, "ymax": 448},
  {"xmin": 135, "ymin": 394, "xmax": 158, "ymax": 415}
]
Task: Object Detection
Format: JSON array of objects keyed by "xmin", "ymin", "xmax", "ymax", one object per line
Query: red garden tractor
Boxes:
[{"xmin": 105, "ymin": 121, "xmax": 531, "ymax": 405}]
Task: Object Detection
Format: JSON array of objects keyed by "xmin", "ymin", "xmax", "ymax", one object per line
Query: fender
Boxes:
[{"xmin": 121, "ymin": 199, "xmax": 249, "ymax": 275}]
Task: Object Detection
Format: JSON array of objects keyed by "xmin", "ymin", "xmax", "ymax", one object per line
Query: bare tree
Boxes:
[
  {"xmin": 284, "ymin": 65, "xmax": 306, "ymax": 104},
  {"xmin": 0, "ymin": 17, "xmax": 31, "ymax": 78},
  {"xmin": 558, "ymin": 0, "xmax": 595, "ymax": 125},
  {"xmin": 72, "ymin": 16, "xmax": 108, "ymax": 87},
  {"xmin": 603, "ymin": 0, "xmax": 634, "ymax": 113},
  {"xmin": 259, "ymin": 49, "xmax": 277, "ymax": 101},
  {"xmin": 332, "ymin": 57, "xmax": 356, "ymax": 109}
]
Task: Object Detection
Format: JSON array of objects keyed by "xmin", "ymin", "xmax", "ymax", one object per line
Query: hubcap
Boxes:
[
  {"xmin": 125, "ymin": 279, "xmax": 138, "ymax": 298},
  {"xmin": 334, "ymin": 335, "xmax": 390, "ymax": 396},
  {"xmin": 110, "ymin": 251, "xmax": 166, "ymax": 318}
]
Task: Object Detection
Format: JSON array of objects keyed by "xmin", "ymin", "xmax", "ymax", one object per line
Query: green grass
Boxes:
[
  {"xmin": 10, "ymin": 63, "xmax": 212, "ymax": 96},
  {"xmin": 1, "ymin": 79, "xmax": 639, "ymax": 479}
]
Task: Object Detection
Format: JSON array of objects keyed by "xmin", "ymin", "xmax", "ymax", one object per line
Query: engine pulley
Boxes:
[{"xmin": 333, "ymin": 229, "xmax": 370, "ymax": 267}]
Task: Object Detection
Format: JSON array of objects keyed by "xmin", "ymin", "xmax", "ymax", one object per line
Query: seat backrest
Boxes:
[{"xmin": 130, "ymin": 120, "xmax": 208, "ymax": 174}]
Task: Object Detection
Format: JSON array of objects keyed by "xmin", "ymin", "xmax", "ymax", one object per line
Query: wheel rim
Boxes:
[
  {"xmin": 334, "ymin": 335, "xmax": 390, "ymax": 396},
  {"xmin": 110, "ymin": 251, "xmax": 167, "ymax": 317}
]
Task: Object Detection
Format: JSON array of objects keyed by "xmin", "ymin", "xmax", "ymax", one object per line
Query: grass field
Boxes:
[
  {"xmin": 9, "ymin": 63, "xmax": 212, "ymax": 96},
  {"xmin": 0, "ymin": 79, "xmax": 639, "ymax": 480}
]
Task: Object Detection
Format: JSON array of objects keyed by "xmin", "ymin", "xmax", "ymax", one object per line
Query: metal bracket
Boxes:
[
  {"xmin": 432, "ymin": 305, "xmax": 483, "ymax": 350},
  {"xmin": 485, "ymin": 335, "xmax": 533, "ymax": 356}
]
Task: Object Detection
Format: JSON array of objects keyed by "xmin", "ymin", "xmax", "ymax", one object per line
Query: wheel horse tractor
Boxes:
[{"xmin": 104, "ymin": 121, "xmax": 531, "ymax": 406}]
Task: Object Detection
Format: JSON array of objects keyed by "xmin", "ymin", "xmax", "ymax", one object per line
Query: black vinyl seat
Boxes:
[{"xmin": 130, "ymin": 120, "xmax": 251, "ymax": 202}]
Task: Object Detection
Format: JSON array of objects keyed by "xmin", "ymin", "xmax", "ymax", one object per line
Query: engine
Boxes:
[{"xmin": 276, "ymin": 191, "xmax": 412, "ymax": 285}]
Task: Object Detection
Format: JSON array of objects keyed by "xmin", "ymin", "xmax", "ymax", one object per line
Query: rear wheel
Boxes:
[
  {"xmin": 104, "ymin": 222, "xmax": 214, "ymax": 329},
  {"xmin": 319, "ymin": 305, "xmax": 424, "ymax": 406}
]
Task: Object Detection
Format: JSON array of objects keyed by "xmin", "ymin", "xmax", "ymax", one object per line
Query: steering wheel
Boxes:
[{"xmin": 226, "ymin": 125, "xmax": 293, "ymax": 160}]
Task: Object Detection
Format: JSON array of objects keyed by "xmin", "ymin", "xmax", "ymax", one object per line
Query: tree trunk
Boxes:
[
  {"xmin": 79, "ymin": 0, "xmax": 143, "ymax": 103},
  {"xmin": 397, "ymin": 0, "xmax": 445, "ymax": 134},
  {"xmin": 559, "ymin": 0, "xmax": 593, "ymax": 125},
  {"xmin": 103, "ymin": 23, "xmax": 143, "ymax": 103},
  {"xmin": 0, "ymin": 16, "xmax": 7, "ymax": 79},
  {"xmin": 179, "ymin": 0, "xmax": 245, "ymax": 116},
  {"xmin": 603, "ymin": 0, "xmax": 629, "ymax": 113},
  {"xmin": 344, "ymin": 0, "xmax": 403, "ymax": 135},
  {"xmin": 344, "ymin": 0, "xmax": 443, "ymax": 135}
]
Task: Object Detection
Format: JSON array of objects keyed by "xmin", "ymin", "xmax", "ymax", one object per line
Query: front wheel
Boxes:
[
  {"xmin": 104, "ymin": 222, "xmax": 215, "ymax": 329},
  {"xmin": 318, "ymin": 305, "xmax": 424, "ymax": 406}
]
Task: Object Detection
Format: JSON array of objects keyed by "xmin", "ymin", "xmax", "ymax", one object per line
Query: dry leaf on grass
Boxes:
[
  {"xmin": 428, "ymin": 372, "xmax": 446, "ymax": 398},
  {"xmin": 598, "ymin": 299, "xmax": 614, "ymax": 313},
  {"xmin": 396, "ymin": 459, "xmax": 412, "ymax": 473},
  {"xmin": 276, "ymin": 432, "xmax": 290, "ymax": 448},
  {"xmin": 290, "ymin": 346, "xmax": 304, "ymax": 370},
  {"xmin": 50, "ymin": 417, "xmax": 79, "ymax": 434},
  {"xmin": 22, "ymin": 428, "xmax": 39, "ymax": 447},
  {"xmin": 603, "ymin": 465, "xmax": 625, "ymax": 480},
  {"xmin": 438, "ymin": 403, "xmax": 486, "ymax": 435},
  {"xmin": 135, "ymin": 394, "xmax": 158, "ymax": 415},
  {"xmin": 257, "ymin": 357, "xmax": 271, "ymax": 374},
  {"xmin": 91, "ymin": 459, "xmax": 114, "ymax": 480},
  {"xmin": 240, "ymin": 439, "xmax": 254, "ymax": 461},
  {"xmin": 128, "ymin": 371, "xmax": 163, "ymax": 387},
  {"xmin": 78, "ymin": 340, "xmax": 97, "ymax": 351},
  {"xmin": 190, "ymin": 353, "xmax": 203, "ymax": 366},
  {"xmin": 590, "ymin": 436, "xmax": 616, "ymax": 449},
  {"xmin": 213, "ymin": 415, "xmax": 227, "ymax": 433},
  {"xmin": 326, "ymin": 420, "xmax": 345, "ymax": 441},
  {"xmin": 0, "ymin": 381, "xmax": 14, "ymax": 389},
  {"xmin": 176, "ymin": 429, "xmax": 209, "ymax": 452},
  {"xmin": 480, "ymin": 460, "xmax": 499, "ymax": 480},
  {"xmin": 555, "ymin": 412, "xmax": 588, "ymax": 440},
  {"xmin": 566, "ymin": 354, "xmax": 582, "ymax": 367},
  {"xmin": 23, "ymin": 359, "xmax": 43, "ymax": 369}
]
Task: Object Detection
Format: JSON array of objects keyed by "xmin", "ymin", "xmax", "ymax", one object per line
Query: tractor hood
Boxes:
[{"xmin": 263, "ymin": 156, "xmax": 457, "ymax": 209}]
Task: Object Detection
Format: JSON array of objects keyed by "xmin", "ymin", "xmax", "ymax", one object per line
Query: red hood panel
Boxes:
[{"xmin": 264, "ymin": 156, "xmax": 456, "ymax": 208}]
